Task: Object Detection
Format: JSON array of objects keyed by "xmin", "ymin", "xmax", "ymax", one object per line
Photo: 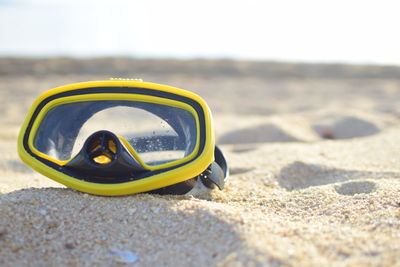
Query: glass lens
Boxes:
[{"xmin": 34, "ymin": 100, "xmax": 197, "ymax": 166}]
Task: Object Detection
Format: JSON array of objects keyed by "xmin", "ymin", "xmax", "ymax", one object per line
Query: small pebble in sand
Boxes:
[
  {"xmin": 127, "ymin": 208, "xmax": 137, "ymax": 215},
  {"xmin": 0, "ymin": 229, "xmax": 6, "ymax": 238},
  {"xmin": 65, "ymin": 242, "xmax": 75, "ymax": 250},
  {"xmin": 321, "ymin": 127, "xmax": 334, "ymax": 139},
  {"xmin": 39, "ymin": 209, "xmax": 47, "ymax": 216},
  {"xmin": 109, "ymin": 249, "xmax": 138, "ymax": 263}
]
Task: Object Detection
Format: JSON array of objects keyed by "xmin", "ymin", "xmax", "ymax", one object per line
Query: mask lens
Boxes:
[{"xmin": 34, "ymin": 100, "xmax": 197, "ymax": 167}]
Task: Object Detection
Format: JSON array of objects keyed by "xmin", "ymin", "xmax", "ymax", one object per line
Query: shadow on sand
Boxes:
[{"xmin": 0, "ymin": 187, "xmax": 278, "ymax": 266}]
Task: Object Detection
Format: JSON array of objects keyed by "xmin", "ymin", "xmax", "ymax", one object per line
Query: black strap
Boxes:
[{"xmin": 149, "ymin": 145, "xmax": 229, "ymax": 195}]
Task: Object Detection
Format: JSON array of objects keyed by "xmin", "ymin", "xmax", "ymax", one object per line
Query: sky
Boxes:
[{"xmin": 0, "ymin": 0, "xmax": 399, "ymax": 65}]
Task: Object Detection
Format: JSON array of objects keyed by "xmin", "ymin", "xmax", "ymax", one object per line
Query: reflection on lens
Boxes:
[
  {"xmin": 93, "ymin": 154, "xmax": 112, "ymax": 165},
  {"xmin": 34, "ymin": 100, "xmax": 197, "ymax": 167}
]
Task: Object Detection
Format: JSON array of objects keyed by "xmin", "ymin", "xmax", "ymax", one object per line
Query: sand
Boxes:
[{"xmin": 1, "ymin": 58, "xmax": 400, "ymax": 266}]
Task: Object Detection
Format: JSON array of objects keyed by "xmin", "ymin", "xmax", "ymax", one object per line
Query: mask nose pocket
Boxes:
[
  {"xmin": 65, "ymin": 130, "xmax": 148, "ymax": 180},
  {"xmin": 86, "ymin": 131, "xmax": 117, "ymax": 165}
]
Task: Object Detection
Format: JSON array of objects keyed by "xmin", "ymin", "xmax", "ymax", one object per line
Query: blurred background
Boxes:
[
  {"xmin": 1, "ymin": 0, "xmax": 400, "ymax": 64},
  {"xmin": 1, "ymin": 0, "xmax": 400, "ymax": 140}
]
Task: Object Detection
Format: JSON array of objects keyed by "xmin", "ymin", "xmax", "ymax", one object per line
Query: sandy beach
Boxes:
[{"xmin": 1, "ymin": 58, "xmax": 400, "ymax": 266}]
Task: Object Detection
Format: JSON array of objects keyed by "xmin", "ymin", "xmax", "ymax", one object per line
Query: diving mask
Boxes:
[{"xmin": 18, "ymin": 79, "xmax": 228, "ymax": 196}]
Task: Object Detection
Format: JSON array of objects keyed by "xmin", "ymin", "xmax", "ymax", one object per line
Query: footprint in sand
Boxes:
[
  {"xmin": 276, "ymin": 161, "xmax": 396, "ymax": 191},
  {"xmin": 277, "ymin": 161, "xmax": 347, "ymax": 190},
  {"xmin": 334, "ymin": 181, "xmax": 376, "ymax": 195},
  {"xmin": 220, "ymin": 114, "xmax": 383, "ymax": 145},
  {"xmin": 313, "ymin": 116, "xmax": 380, "ymax": 140},
  {"xmin": 219, "ymin": 123, "xmax": 299, "ymax": 144}
]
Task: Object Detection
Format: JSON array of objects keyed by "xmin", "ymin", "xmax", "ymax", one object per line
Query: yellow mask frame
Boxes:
[{"xmin": 17, "ymin": 80, "xmax": 224, "ymax": 196}]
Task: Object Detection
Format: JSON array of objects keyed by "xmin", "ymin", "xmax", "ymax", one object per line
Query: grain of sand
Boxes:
[{"xmin": 1, "ymin": 58, "xmax": 400, "ymax": 266}]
